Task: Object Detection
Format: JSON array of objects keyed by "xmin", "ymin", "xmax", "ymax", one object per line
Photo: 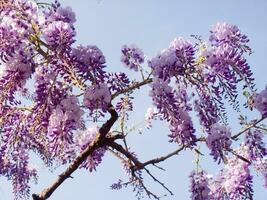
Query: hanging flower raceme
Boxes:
[
  {"xmin": 0, "ymin": 25, "xmax": 23, "ymax": 61},
  {"xmin": 144, "ymin": 107, "xmax": 159, "ymax": 129},
  {"xmin": 71, "ymin": 45, "xmax": 106, "ymax": 82},
  {"xmin": 48, "ymin": 95, "xmax": 84, "ymax": 161},
  {"xmin": 75, "ymin": 126, "xmax": 106, "ymax": 172},
  {"xmin": 83, "ymin": 83, "xmax": 111, "ymax": 113},
  {"xmin": 150, "ymin": 78, "xmax": 196, "ymax": 146},
  {"xmin": 254, "ymin": 87, "xmax": 267, "ymax": 117},
  {"xmin": 47, "ymin": 4, "xmax": 76, "ymax": 25},
  {"xmin": 9, "ymin": 144, "xmax": 38, "ymax": 199},
  {"xmin": 0, "ymin": 51, "xmax": 34, "ymax": 104},
  {"xmin": 42, "ymin": 20, "xmax": 76, "ymax": 50},
  {"xmin": 189, "ymin": 170, "xmax": 211, "ymax": 200},
  {"xmin": 245, "ymin": 129, "xmax": 267, "ymax": 160},
  {"xmin": 222, "ymin": 145, "xmax": 253, "ymax": 199},
  {"xmin": 253, "ymin": 157, "xmax": 267, "ymax": 188},
  {"xmin": 206, "ymin": 123, "xmax": 232, "ymax": 163},
  {"xmin": 149, "ymin": 37, "xmax": 195, "ymax": 81},
  {"xmin": 194, "ymin": 95, "xmax": 219, "ymax": 131},
  {"xmin": 121, "ymin": 44, "xmax": 144, "ymax": 71},
  {"xmin": 209, "ymin": 22, "xmax": 249, "ymax": 49}
]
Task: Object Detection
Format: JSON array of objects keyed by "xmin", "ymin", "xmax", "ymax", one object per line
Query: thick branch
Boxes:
[
  {"xmin": 107, "ymin": 141, "xmax": 143, "ymax": 169},
  {"xmin": 32, "ymin": 106, "xmax": 118, "ymax": 200}
]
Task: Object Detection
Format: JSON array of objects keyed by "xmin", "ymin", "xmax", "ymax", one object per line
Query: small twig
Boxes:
[
  {"xmin": 231, "ymin": 117, "xmax": 266, "ymax": 140},
  {"xmin": 111, "ymin": 78, "xmax": 152, "ymax": 100},
  {"xmin": 254, "ymin": 125, "xmax": 267, "ymax": 132},
  {"xmin": 132, "ymin": 173, "xmax": 161, "ymax": 200},
  {"xmin": 230, "ymin": 150, "xmax": 251, "ymax": 164},
  {"xmin": 152, "ymin": 164, "xmax": 166, "ymax": 171},
  {"xmin": 144, "ymin": 168, "xmax": 173, "ymax": 196},
  {"xmin": 140, "ymin": 138, "xmax": 205, "ymax": 170}
]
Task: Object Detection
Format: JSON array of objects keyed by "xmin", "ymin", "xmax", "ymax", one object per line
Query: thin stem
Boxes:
[{"xmin": 231, "ymin": 116, "xmax": 266, "ymax": 140}]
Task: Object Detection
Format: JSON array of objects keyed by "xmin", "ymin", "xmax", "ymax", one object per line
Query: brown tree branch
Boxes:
[
  {"xmin": 231, "ymin": 116, "xmax": 266, "ymax": 140},
  {"xmin": 32, "ymin": 105, "xmax": 118, "ymax": 200},
  {"xmin": 111, "ymin": 78, "xmax": 153, "ymax": 100},
  {"xmin": 108, "ymin": 138, "xmax": 205, "ymax": 171}
]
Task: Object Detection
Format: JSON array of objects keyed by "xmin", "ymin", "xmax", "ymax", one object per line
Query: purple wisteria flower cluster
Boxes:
[
  {"xmin": 0, "ymin": 1, "xmax": 266, "ymax": 200},
  {"xmin": 190, "ymin": 145, "xmax": 254, "ymax": 200},
  {"xmin": 206, "ymin": 123, "xmax": 232, "ymax": 163},
  {"xmin": 121, "ymin": 44, "xmax": 144, "ymax": 71},
  {"xmin": 75, "ymin": 126, "xmax": 107, "ymax": 172},
  {"xmin": 254, "ymin": 87, "xmax": 267, "ymax": 117}
]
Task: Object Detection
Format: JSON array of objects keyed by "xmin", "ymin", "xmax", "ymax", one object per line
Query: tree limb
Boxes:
[
  {"xmin": 32, "ymin": 105, "xmax": 118, "ymax": 200},
  {"xmin": 231, "ymin": 116, "xmax": 266, "ymax": 140}
]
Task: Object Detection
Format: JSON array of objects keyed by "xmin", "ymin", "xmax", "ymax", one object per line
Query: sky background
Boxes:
[{"xmin": 1, "ymin": 0, "xmax": 267, "ymax": 199}]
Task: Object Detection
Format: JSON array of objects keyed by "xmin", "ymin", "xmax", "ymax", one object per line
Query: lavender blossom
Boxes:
[
  {"xmin": 253, "ymin": 157, "xmax": 267, "ymax": 188},
  {"xmin": 83, "ymin": 83, "xmax": 111, "ymax": 112},
  {"xmin": 144, "ymin": 107, "xmax": 158, "ymax": 129},
  {"xmin": 206, "ymin": 123, "xmax": 232, "ymax": 163},
  {"xmin": 48, "ymin": 96, "xmax": 84, "ymax": 161},
  {"xmin": 245, "ymin": 129, "xmax": 267, "ymax": 160},
  {"xmin": 75, "ymin": 126, "xmax": 106, "ymax": 172},
  {"xmin": 121, "ymin": 44, "xmax": 144, "ymax": 71},
  {"xmin": 209, "ymin": 22, "xmax": 249, "ymax": 48},
  {"xmin": 189, "ymin": 170, "xmax": 211, "ymax": 200},
  {"xmin": 222, "ymin": 145, "xmax": 253, "ymax": 199},
  {"xmin": 254, "ymin": 87, "xmax": 267, "ymax": 117},
  {"xmin": 43, "ymin": 20, "xmax": 76, "ymax": 50},
  {"xmin": 149, "ymin": 37, "xmax": 195, "ymax": 81},
  {"xmin": 71, "ymin": 45, "xmax": 106, "ymax": 82}
]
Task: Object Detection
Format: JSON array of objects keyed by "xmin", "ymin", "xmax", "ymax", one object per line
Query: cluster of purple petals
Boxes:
[
  {"xmin": 0, "ymin": 25, "xmax": 23, "ymax": 61},
  {"xmin": 150, "ymin": 78, "xmax": 196, "ymax": 146},
  {"xmin": 83, "ymin": 83, "xmax": 111, "ymax": 112},
  {"xmin": 253, "ymin": 157, "xmax": 267, "ymax": 188},
  {"xmin": 209, "ymin": 22, "xmax": 249, "ymax": 48},
  {"xmin": 34, "ymin": 65, "xmax": 56, "ymax": 106},
  {"xmin": 48, "ymin": 4, "xmax": 76, "ymax": 24},
  {"xmin": 205, "ymin": 145, "xmax": 254, "ymax": 200},
  {"xmin": 189, "ymin": 170, "xmax": 211, "ymax": 200},
  {"xmin": 0, "ymin": 51, "xmax": 34, "ymax": 104},
  {"xmin": 71, "ymin": 45, "xmax": 106, "ymax": 82},
  {"xmin": 202, "ymin": 44, "xmax": 254, "ymax": 99},
  {"xmin": 48, "ymin": 96, "xmax": 84, "ymax": 160},
  {"xmin": 149, "ymin": 78, "xmax": 173, "ymax": 117},
  {"xmin": 43, "ymin": 21, "xmax": 76, "ymax": 50},
  {"xmin": 149, "ymin": 37, "xmax": 195, "ymax": 81},
  {"xmin": 9, "ymin": 144, "xmax": 38, "ymax": 199},
  {"xmin": 223, "ymin": 145, "xmax": 253, "ymax": 199},
  {"xmin": 194, "ymin": 92, "xmax": 219, "ymax": 131},
  {"xmin": 106, "ymin": 72, "xmax": 130, "ymax": 93},
  {"xmin": 76, "ymin": 126, "xmax": 106, "ymax": 172},
  {"xmin": 198, "ymin": 24, "xmax": 255, "ymax": 113},
  {"xmin": 0, "ymin": 110, "xmax": 38, "ymax": 199},
  {"xmin": 42, "ymin": 1, "xmax": 76, "ymax": 51},
  {"xmin": 168, "ymin": 109, "xmax": 196, "ymax": 146},
  {"xmin": 3, "ymin": 52, "xmax": 34, "ymax": 86},
  {"xmin": 245, "ymin": 129, "xmax": 267, "ymax": 160},
  {"xmin": 0, "ymin": 0, "xmax": 39, "ymax": 38},
  {"xmin": 254, "ymin": 87, "xmax": 267, "ymax": 117},
  {"xmin": 206, "ymin": 123, "xmax": 232, "ymax": 163},
  {"xmin": 144, "ymin": 107, "xmax": 159, "ymax": 129},
  {"xmin": 121, "ymin": 44, "xmax": 144, "ymax": 71}
]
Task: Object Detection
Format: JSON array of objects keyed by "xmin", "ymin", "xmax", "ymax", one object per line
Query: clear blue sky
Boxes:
[{"xmin": 1, "ymin": 0, "xmax": 267, "ymax": 199}]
